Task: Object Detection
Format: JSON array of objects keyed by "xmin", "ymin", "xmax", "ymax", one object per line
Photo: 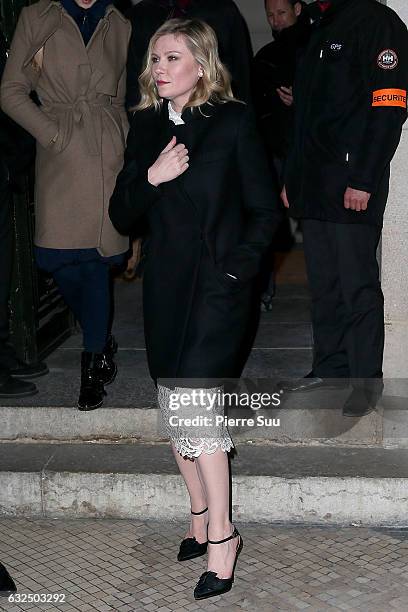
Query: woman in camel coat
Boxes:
[{"xmin": 1, "ymin": 0, "xmax": 131, "ymax": 409}]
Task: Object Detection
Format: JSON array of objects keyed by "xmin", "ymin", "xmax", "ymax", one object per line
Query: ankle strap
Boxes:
[
  {"xmin": 191, "ymin": 507, "xmax": 208, "ymax": 516},
  {"xmin": 208, "ymin": 526, "xmax": 239, "ymax": 545}
]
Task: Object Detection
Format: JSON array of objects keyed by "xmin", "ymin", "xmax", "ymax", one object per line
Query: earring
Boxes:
[{"xmin": 198, "ymin": 68, "xmax": 204, "ymax": 77}]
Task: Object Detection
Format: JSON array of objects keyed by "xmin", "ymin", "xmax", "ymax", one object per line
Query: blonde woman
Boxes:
[{"xmin": 110, "ymin": 19, "xmax": 280, "ymax": 599}]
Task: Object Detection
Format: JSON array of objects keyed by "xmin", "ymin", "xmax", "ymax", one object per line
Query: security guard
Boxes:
[{"xmin": 282, "ymin": 0, "xmax": 408, "ymax": 415}]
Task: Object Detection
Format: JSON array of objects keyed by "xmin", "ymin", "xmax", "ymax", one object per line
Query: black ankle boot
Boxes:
[
  {"xmin": 78, "ymin": 352, "xmax": 106, "ymax": 411},
  {"xmin": 96, "ymin": 335, "xmax": 118, "ymax": 386}
]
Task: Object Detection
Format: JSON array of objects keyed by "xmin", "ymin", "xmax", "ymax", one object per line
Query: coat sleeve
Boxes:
[
  {"xmin": 0, "ymin": 7, "xmax": 59, "ymax": 149},
  {"xmin": 348, "ymin": 12, "xmax": 408, "ymax": 194},
  {"xmin": 112, "ymin": 23, "xmax": 132, "ymax": 109},
  {"xmin": 220, "ymin": 106, "xmax": 282, "ymax": 283},
  {"xmin": 109, "ymin": 117, "xmax": 162, "ymax": 235}
]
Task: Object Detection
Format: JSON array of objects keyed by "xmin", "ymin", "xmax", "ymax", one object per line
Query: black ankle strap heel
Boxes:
[
  {"xmin": 177, "ymin": 507, "xmax": 209, "ymax": 562},
  {"xmin": 191, "ymin": 507, "xmax": 208, "ymax": 516},
  {"xmin": 208, "ymin": 526, "xmax": 239, "ymax": 545},
  {"xmin": 194, "ymin": 526, "xmax": 243, "ymax": 601}
]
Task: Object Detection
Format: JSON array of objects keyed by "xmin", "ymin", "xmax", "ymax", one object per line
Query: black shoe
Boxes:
[
  {"xmin": 0, "ymin": 563, "xmax": 16, "ymax": 596},
  {"xmin": 9, "ymin": 360, "xmax": 48, "ymax": 379},
  {"xmin": 278, "ymin": 371, "xmax": 348, "ymax": 393},
  {"xmin": 96, "ymin": 354, "xmax": 117, "ymax": 386},
  {"xmin": 96, "ymin": 335, "xmax": 118, "ymax": 386},
  {"xmin": 194, "ymin": 527, "xmax": 243, "ymax": 600},
  {"xmin": 0, "ymin": 376, "xmax": 38, "ymax": 398},
  {"xmin": 78, "ymin": 352, "xmax": 106, "ymax": 411},
  {"xmin": 343, "ymin": 388, "xmax": 376, "ymax": 417},
  {"xmin": 178, "ymin": 507, "xmax": 208, "ymax": 562}
]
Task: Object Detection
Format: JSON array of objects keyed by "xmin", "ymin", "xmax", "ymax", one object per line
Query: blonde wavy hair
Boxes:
[{"xmin": 135, "ymin": 18, "xmax": 238, "ymax": 113}]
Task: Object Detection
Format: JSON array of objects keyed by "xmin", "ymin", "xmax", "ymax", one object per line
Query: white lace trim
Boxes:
[
  {"xmin": 168, "ymin": 102, "xmax": 185, "ymax": 125},
  {"xmin": 173, "ymin": 437, "xmax": 233, "ymax": 459},
  {"xmin": 157, "ymin": 384, "xmax": 234, "ymax": 459}
]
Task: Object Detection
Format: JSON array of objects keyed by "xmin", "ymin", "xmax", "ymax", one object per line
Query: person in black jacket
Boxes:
[
  {"xmin": 253, "ymin": 0, "xmax": 309, "ymax": 163},
  {"xmin": 110, "ymin": 18, "xmax": 280, "ymax": 599},
  {"xmin": 0, "ymin": 25, "xmax": 45, "ymax": 399},
  {"xmin": 125, "ymin": 0, "xmax": 252, "ymax": 108},
  {"xmin": 253, "ymin": 0, "xmax": 310, "ymax": 309},
  {"xmin": 282, "ymin": 0, "xmax": 408, "ymax": 415}
]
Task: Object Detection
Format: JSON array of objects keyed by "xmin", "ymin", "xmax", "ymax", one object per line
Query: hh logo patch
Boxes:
[
  {"xmin": 372, "ymin": 89, "xmax": 407, "ymax": 108},
  {"xmin": 377, "ymin": 49, "xmax": 398, "ymax": 70}
]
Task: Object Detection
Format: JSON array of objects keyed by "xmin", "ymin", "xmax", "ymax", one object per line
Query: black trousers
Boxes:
[
  {"xmin": 302, "ymin": 219, "xmax": 384, "ymax": 379},
  {"xmin": 0, "ymin": 179, "xmax": 16, "ymax": 382}
]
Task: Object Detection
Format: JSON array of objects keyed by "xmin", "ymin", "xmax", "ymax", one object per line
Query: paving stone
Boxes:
[{"xmin": 1, "ymin": 519, "xmax": 408, "ymax": 611}]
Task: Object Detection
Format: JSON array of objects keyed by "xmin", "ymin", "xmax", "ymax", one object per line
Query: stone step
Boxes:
[
  {"xmin": 1, "ymin": 384, "xmax": 407, "ymax": 447},
  {"xmin": 1, "ymin": 442, "xmax": 408, "ymax": 525}
]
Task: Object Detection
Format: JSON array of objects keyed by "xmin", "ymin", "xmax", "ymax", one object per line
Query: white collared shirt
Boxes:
[{"xmin": 168, "ymin": 102, "xmax": 185, "ymax": 125}]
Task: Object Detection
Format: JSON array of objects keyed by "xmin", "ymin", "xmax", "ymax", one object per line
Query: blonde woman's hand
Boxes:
[{"xmin": 148, "ymin": 136, "xmax": 189, "ymax": 187}]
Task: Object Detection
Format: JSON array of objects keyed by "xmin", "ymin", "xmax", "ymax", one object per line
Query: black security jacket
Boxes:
[
  {"xmin": 125, "ymin": 0, "xmax": 252, "ymax": 109},
  {"xmin": 285, "ymin": 0, "xmax": 408, "ymax": 225}
]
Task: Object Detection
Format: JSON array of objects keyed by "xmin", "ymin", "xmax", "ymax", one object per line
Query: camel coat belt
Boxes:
[
  {"xmin": 41, "ymin": 94, "xmax": 126, "ymax": 158},
  {"xmin": 0, "ymin": 0, "xmax": 131, "ymax": 255}
]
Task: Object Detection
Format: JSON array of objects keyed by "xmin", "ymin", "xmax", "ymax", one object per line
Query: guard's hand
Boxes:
[
  {"xmin": 277, "ymin": 86, "xmax": 293, "ymax": 107},
  {"xmin": 281, "ymin": 185, "xmax": 289, "ymax": 209},
  {"xmin": 148, "ymin": 136, "xmax": 189, "ymax": 186},
  {"xmin": 344, "ymin": 187, "xmax": 371, "ymax": 212}
]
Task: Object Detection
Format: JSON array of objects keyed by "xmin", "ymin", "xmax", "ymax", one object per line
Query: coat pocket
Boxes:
[
  {"xmin": 210, "ymin": 255, "xmax": 248, "ymax": 294},
  {"xmin": 40, "ymin": 113, "xmax": 66, "ymax": 154},
  {"xmin": 214, "ymin": 266, "xmax": 241, "ymax": 288}
]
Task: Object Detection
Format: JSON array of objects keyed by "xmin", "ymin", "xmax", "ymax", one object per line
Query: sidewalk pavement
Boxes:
[{"xmin": 1, "ymin": 518, "xmax": 408, "ymax": 611}]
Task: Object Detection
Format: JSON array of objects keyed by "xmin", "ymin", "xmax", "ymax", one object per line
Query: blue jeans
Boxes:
[{"xmin": 35, "ymin": 247, "xmax": 125, "ymax": 353}]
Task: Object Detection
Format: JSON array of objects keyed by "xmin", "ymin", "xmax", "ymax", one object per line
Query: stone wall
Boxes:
[
  {"xmin": 235, "ymin": 0, "xmax": 270, "ymax": 52},
  {"xmin": 382, "ymin": 0, "xmax": 408, "ymax": 377}
]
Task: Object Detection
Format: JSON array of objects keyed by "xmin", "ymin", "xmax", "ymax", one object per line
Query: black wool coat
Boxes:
[
  {"xmin": 125, "ymin": 0, "xmax": 253, "ymax": 108},
  {"xmin": 285, "ymin": 0, "xmax": 408, "ymax": 226},
  {"xmin": 109, "ymin": 101, "xmax": 281, "ymax": 381}
]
